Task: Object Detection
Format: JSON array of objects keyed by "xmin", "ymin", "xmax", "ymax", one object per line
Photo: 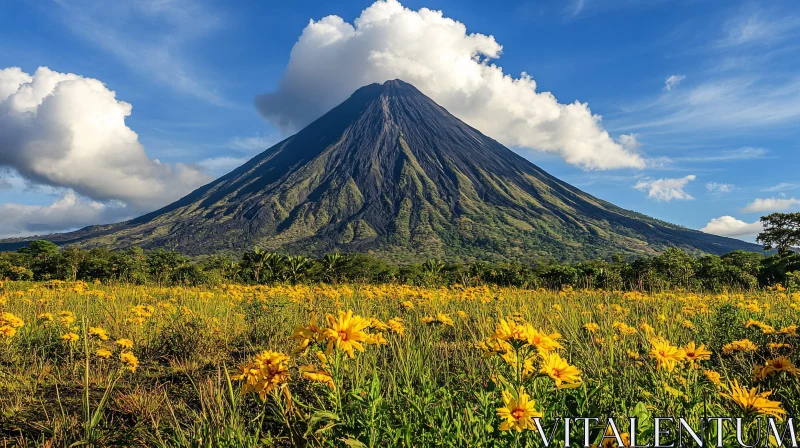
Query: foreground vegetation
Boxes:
[{"xmin": 1, "ymin": 280, "xmax": 798, "ymax": 446}]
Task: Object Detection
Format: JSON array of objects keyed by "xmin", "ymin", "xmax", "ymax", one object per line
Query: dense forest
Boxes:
[
  {"xmin": 0, "ymin": 240, "xmax": 797, "ymax": 291},
  {"xmin": 2, "ymin": 213, "xmax": 797, "ymax": 291}
]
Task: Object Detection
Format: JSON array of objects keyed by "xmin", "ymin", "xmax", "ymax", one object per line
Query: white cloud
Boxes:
[
  {"xmin": 742, "ymin": 197, "xmax": 800, "ymax": 213},
  {"xmin": 0, "ymin": 66, "xmax": 210, "ymax": 210},
  {"xmin": 701, "ymin": 216, "xmax": 763, "ymax": 238},
  {"xmin": 762, "ymin": 182, "xmax": 798, "ymax": 192},
  {"xmin": 52, "ymin": 0, "xmax": 228, "ymax": 105},
  {"xmin": 664, "ymin": 74, "xmax": 686, "ymax": 91},
  {"xmin": 717, "ymin": 7, "xmax": 800, "ymax": 47},
  {"xmin": 706, "ymin": 182, "xmax": 734, "ymax": 194},
  {"xmin": 0, "ymin": 192, "xmax": 132, "ymax": 238},
  {"xmin": 614, "ymin": 76, "xmax": 800, "ymax": 133},
  {"xmin": 634, "ymin": 175, "xmax": 696, "ymax": 201},
  {"xmin": 229, "ymin": 136, "xmax": 279, "ymax": 153},
  {"xmin": 677, "ymin": 147, "xmax": 767, "ymax": 163},
  {"xmin": 198, "ymin": 156, "xmax": 249, "ymax": 177},
  {"xmin": 256, "ymin": 0, "xmax": 645, "ymax": 171}
]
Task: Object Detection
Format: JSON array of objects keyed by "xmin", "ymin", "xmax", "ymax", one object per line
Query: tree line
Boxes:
[{"xmin": 1, "ymin": 212, "xmax": 798, "ymax": 291}]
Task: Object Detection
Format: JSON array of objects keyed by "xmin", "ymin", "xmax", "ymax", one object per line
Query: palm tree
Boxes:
[
  {"xmin": 422, "ymin": 259, "xmax": 445, "ymax": 283},
  {"xmin": 264, "ymin": 253, "xmax": 286, "ymax": 283},
  {"xmin": 242, "ymin": 247, "xmax": 270, "ymax": 283},
  {"xmin": 286, "ymin": 255, "xmax": 311, "ymax": 284},
  {"xmin": 322, "ymin": 253, "xmax": 344, "ymax": 283}
]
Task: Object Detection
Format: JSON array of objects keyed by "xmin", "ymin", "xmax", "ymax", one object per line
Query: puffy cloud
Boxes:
[
  {"xmin": 706, "ymin": 182, "xmax": 734, "ymax": 194},
  {"xmin": 256, "ymin": 0, "xmax": 645, "ymax": 171},
  {"xmin": 742, "ymin": 197, "xmax": 800, "ymax": 213},
  {"xmin": 664, "ymin": 74, "xmax": 686, "ymax": 91},
  {"xmin": 0, "ymin": 192, "xmax": 132, "ymax": 238},
  {"xmin": 634, "ymin": 175, "xmax": 696, "ymax": 201},
  {"xmin": 0, "ymin": 66, "xmax": 210, "ymax": 210},
  {"xmin": 701, "ymin": 216, "xmax": 763, "ymax": 238}
]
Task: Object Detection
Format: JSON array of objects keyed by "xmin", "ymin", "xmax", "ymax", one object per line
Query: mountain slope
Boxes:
[{"xmin": 0, "ymin": 80, "xmax": 762, "ymax": 262}]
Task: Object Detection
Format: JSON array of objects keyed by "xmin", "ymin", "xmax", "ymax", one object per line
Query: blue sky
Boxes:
[{"xmin": 0, "ymin": 0, "xmax": 798, "ymax": 240}]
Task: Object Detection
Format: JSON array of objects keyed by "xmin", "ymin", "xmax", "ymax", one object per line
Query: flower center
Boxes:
[
  {"xmin": 339, "ymin": 331, "xmax": 348, "ymax": 341},
  {"xmin": 512, "ymin": 408, "xmax": 525, "ymax": 419}
]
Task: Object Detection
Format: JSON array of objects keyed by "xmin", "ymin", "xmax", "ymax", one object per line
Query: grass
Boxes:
[{"xmin": 0, "ymin": 280, "xmax": 798, "ymax": 446}]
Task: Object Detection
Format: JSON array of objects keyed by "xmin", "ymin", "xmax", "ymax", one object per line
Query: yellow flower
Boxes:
[
  {"xmin": 722, "ymin": 380, "xmax": 786, "ymax": 420},
  {"xmin": 704, "ymin": 370, "xmax": 721, "ymax": 385},
  {"xmin": 457, "ymin": 311, "xmax": 467, "ymax": 319},
  {"xmin": 422, "ymin": 313, "xmax": 454, "ymax": 327},
  {"xmin": 745, "ymin": 319, "xmax": 775, "ymax": 334},
  {"xmin": 61, "ymin": 332, "xmax": 80, "ymax": 343},
  {"xmin": 755, "ymin": 357, "xmax": 799, "ymax": 381},
  {"xmin": 594, "ymin": 426, "xmax": 632, "ymax": 448},
  {"xmin": 386, "ymin": 317, "xmax": 405, "ymax": 336},
  {"xmin": 540, "ymin": 352, "xmax": 582, "ymax": 388},
  {"xmin": 649, "ymin": 338, "xmax": 686, "ymax": 372},
  {"xmin": 115, "ymin": 338, "xmax": 134, "ymax": 350},
  {"xmin": 96, "ymin": 348, "xmax": 112, "ymax": 359},
  {"xmin": 639, "ymin": 323, "xmax": 655, "ymax": 335},
  {"xmin": 612, "ymin": 322, "xmax": 637, "ymax": 336},
  {"xmin": 233, "ymin": 350, "xmax": 290, "ymax": 400},
  {"xmin": 496, "ymin": 387, "xmax": 542, "ymax": 432},
  {"xmin": 778, "ymin": 325, "xmax": 797, "ymax": 336},
  {"xmin": 57, "ymin": 311, "xmax": 76, "ymax": 326},
  {"xmin": 88, "ymin": 326, "xmax": 109, "ymax": 341},
  {"xmin": 369, "ymin": 332, "xmax": 388, "ymax": 345},
  {"xmin": 552, "ymin": 304, "xmax": 562, "ymax": 312},
  {"xmin": 0, "ymin": 326, "xmax": 16, "ymax": 338},
  {"xmin": 437, "ymin": 313, "xmax": 454, "ymax": 326},
  {"xmin": 300, "ymin": 364, "xmax": 335, "ymax": 389},
  {"xmin": 0, "ymin": 312, "xmax": 24, "ymax": 329},
  {"xmin": 526, "ymin": 327, "xmax": 563, "ymax": 354},
  {"xmin": 323, "ymin": 310, "xmax": 371, "ymax": 358},
  {"xmin": 494, "ymin": 318, "xmax": 529, "ymax": 344},
  {"xmin": 120, "ymin": 351, "xmax": 139, "ymax": 372},
  {"xmin": 368, "ymin": 318, "xmax": 389, "ymax": 331},
  {"xmin": 722, "ymin": 339, "xmax": 757, "ymax": 354},
  {"xmin": 683, "ymin": 342, "xmax": 711, "ymax": 365},
  {"xmin": 401, "ymin": 300, "xmax": 415, "ymax": 310},
  {"xmin": 583, "ymin": 322, "xmax": 600, "ymax": 333},
  {"xmin": 37, "ymin": 312, "xmax": 54, "ymax": 323},
  {"xmin": 290, "ymin": 314, "xmax": 322, "ymax": 352}
]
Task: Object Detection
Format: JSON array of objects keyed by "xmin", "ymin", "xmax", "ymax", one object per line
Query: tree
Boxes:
[
  {"xmin": 146, "ymin": 249, "xmax": 186, "ymax": 287},
  {"xmin": 322, "ymin": 253, "xmax": 344, "ymax": 283},
  {"xmin": 18, "ymin": 240, "xmax": 61, "ymax": 280},
  {"xmin": 285, "ymin": 255, "xmax": 312, "ymax": 284},
  {"xmin": 757, "ymin": 212, "xmax": 800, "ymax": 257},
  {"xmin": 61, "ymin": 247, "xmax": 86, "ymax": 281},
  {"xmin": 241, "ymin": 247, "xmax": 269, "ymax": 283},
  {"xmin": 653, "ymin": 248, "xmax": 697, "ymax": 289},
  {"xmin": 113, "ymin": 247, "xmax": 148, "ymax": 283}
]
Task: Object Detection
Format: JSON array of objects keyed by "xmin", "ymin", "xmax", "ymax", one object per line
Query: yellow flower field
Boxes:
[{"xmin": 0, "ymin": 280, "xmax": 798, "ymax": 446}]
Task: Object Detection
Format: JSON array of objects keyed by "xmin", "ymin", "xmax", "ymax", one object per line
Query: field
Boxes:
[{"xmin": 1, "ymin": 280, "xmax": 799, "ymax": 447}]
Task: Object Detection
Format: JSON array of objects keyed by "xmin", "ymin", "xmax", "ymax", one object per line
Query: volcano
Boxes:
[{"xmin": 3, "ymin": 80, "xmax": 761, "ymax": 262}]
